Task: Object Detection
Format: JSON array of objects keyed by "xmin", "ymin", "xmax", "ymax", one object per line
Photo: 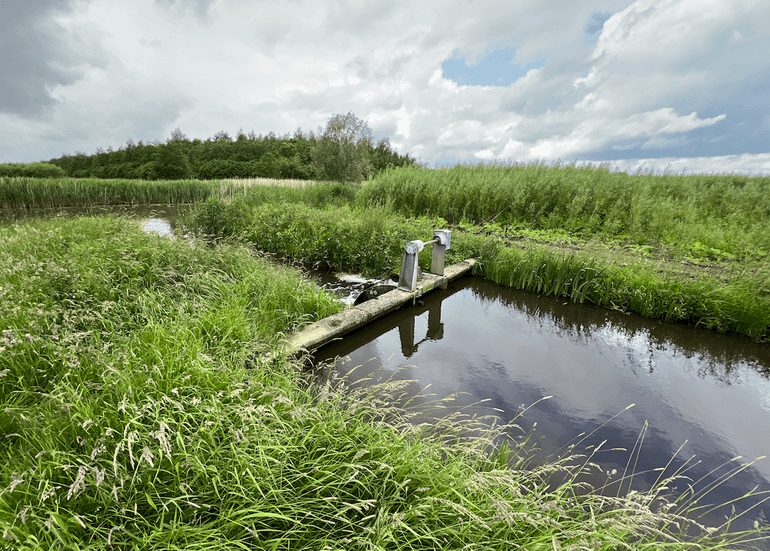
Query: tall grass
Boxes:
[
  {"xmin": 359, "ymin": 162, "xmax": 770, "ymax": 260},
  {"xmin": 475, "ymin": 238, "xmax": 770, "ymax": 340},
  {"xmin": 0, "ymin": 177, "xmax": 327, "ymax": 210},
  {"xmin": 189, "ymin": 197, "xmax": 770, "ymax": 341},
  {"xmin": 2, "ymin": 217, "xmax": 768, "ymax": 549},
  {"xmin": 190, "ymin": 198, "xmax": 437, "ymax": 277}
]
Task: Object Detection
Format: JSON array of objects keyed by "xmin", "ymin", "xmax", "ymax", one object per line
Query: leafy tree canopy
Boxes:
[{"xmin": 311, "ymin": 112, "xmax": 374, "ymax": 183}]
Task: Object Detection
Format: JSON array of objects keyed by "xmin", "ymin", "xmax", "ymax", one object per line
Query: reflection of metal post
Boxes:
[
  {"xmin": 398, "ymin": 240, "xmax": 425, "ymax": 292},
  {"xmin": 430, "ymin": 229, "xmax": 451, "ymax": 276},
  {"xmin": 398, "ymin": 315, "xmax": 416, "ymax": 358},
  {"xmin": 426, "ymin": 299, "xmax": 444, "ymax": 341}
]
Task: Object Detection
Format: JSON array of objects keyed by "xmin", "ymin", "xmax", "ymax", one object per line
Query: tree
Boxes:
[
  {"xmin": 311, "ymin": 112, "xmax": 374, "ymax": 183},
  {"xmin": 212, "ymin": 130, "xmax": 232, "ymax": 142},
  {"xmin": 167, "ymin": 127, "xmax": 188, "ymax": 143},
  {"xmin": 153, "ymin": 143, "xmax": 192, "ymax": 180}
]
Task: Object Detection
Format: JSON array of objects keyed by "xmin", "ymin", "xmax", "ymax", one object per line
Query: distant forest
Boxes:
[{"xmin": 45, "ymin": 128, "xmax": 416, "ymax": 181}]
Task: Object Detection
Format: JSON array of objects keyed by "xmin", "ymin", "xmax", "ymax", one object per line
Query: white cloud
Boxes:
[
  {"xmin": 582, "ymin": 152, "xmax": 770, "ymax": 175},
  {"xmin": 474, "ymin": 149, "xmax": 495, "ymax": 160},
  {"xmin": 0, "ymin": 0, "xmax": 767, "ymax": 175}
]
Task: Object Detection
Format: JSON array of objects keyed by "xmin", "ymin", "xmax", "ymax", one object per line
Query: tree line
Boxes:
[{"xmin": 45, "ymin": 113, "xmax": 416, "ymax": 182}]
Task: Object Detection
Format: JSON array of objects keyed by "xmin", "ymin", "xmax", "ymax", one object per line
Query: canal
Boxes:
[{"xmin": 312, "ymin": 275, "xmax": 770, "ymax": 530}]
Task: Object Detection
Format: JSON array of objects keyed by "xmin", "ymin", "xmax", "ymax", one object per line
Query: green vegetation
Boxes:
[
  {"xmin": 0, "ymin": 162, "xmax": 66, "ymax": 179},
  {"xmin": 190, "ymin": 173, "xmax": 770, "ymax": 341},
  {"xmin": 45, "ymin": 119, "xmax": 414, "ymax": 181},
  {"xmin": 2, "ymin": 216, "xmax": 768, "ymax": 549},
  {"xmin": 358, "ymin": 162, "xmax": 770, "ymax": 262},
  {"xmin": 3, "ymin": 161, "xmax": 767, "ymax": 339},
  {"xmin": 0, "ymin": 176, "xmax": 311, "ymax": 209},
  {"xmin": 311, "ymin": 111, "xmax": 378, "ymax": 182}
]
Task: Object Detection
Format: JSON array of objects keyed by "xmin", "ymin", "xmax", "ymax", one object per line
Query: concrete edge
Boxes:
[{"xmin": 282, "ymin": 258, "xmax": 477, "ymax": 357}]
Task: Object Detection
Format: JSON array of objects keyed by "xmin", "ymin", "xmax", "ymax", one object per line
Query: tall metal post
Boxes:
[
  {"xmin": 398, "ymin": 240, "xmax": 425, "ymax": 292},
  {"xmin": 430, "ymin": 229, "xmax": 451, "ymax": 275}
]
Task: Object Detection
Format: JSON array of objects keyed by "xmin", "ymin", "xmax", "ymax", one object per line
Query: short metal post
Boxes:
[
  {"xmin": 430, "ymin": 229, "xmax": 451, "ymax": 275},
  {"xmin": 398, "ymin": 240, "xmax": 425, "ymax": 292}
]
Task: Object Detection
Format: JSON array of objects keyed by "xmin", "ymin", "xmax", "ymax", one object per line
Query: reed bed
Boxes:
[
  {"xmin": 359, "ymin": 162, "xmax": 770, "ymax": 261},
  {"xmin": 2, "ymin": 216, "xmax": 768, "ymax": 549},
  {"xmin": 190, "ymin": 197, "xmax": 770, "ymax": 341},
  {"xmin": 190, "ymin": 198, "xmax": 434, "ymax": 276},
  {"xmin": 0, "ymin": 176, "xmax": 326, "ymax": 210},
  {"xmin": 474, "ymin": 238, "xmax": 770, "ymax": 340}
]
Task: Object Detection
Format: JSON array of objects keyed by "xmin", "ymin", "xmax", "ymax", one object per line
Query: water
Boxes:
[
  {"xmin": 0, "ymin": 203, "xmax": 192, "ymax": 237},
  {"xmin": 313, "ymin": 275, "xmax": 770, "ymax": 528}
]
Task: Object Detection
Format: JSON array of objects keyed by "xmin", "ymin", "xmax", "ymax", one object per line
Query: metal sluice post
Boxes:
[{"xmin": 397, "ymin": 229, "xmax": 452, "ymax": 292}]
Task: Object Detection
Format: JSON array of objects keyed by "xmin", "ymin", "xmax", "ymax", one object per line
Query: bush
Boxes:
[
  {"xmin": 152, "ymin": 144, "xmax": 192, "ymax": 180},
  {"xmin": 0, "ymin": 162, "xmax": 66, "ymax": 178}
]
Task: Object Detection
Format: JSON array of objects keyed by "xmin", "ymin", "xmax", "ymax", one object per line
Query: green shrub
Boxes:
[{"xmin": 0, "ymin": 162, "xmax": 66, "ymax": 178}]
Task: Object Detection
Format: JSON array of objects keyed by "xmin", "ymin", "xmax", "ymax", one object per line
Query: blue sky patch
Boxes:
[
  {"xmin": 584, "ymin": 12, "xmax": 613, "ymax": 44},
  {"xmin": 441, "ymin": 47, "xmax": 545, "ymax": 87}
]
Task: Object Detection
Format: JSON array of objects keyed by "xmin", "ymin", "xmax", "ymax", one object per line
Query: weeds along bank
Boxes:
[
  {"xmin": 2, "ymin": 170, "xmax": 768, "ymax": 340},
  {"xmin": 192, "ymin": 185, "xmax": 770, "ymax": 341},
  {"xmin": 3, "ymin": 217, "xmax": 768, "ymax": 550},
  {"xmin": 359, "ymin": 163, "xmax": 770, "ymax": 262},
  {"xmin": 0, "ymin": 176, "xmax": 313, "ymax": 209}
]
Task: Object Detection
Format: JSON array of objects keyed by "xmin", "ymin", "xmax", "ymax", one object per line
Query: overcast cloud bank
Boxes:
[{"xmin": 1, "ymin": 0, "xmax": 767, "ymax": 175}]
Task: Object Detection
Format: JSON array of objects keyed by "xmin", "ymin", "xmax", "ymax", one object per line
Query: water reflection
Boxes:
[
  {"xmin": 314, "ymin": 276, "xmax": 770, "ymax": 528},
  {"xmin": 398, "ymin": 299, "xmax": 445, "ymax": 357},
  {"xmin": 142, "ymin": 218, "xmax": 173, "ymax": 237}
]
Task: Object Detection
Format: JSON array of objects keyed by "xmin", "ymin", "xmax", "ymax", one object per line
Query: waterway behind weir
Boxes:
[{"xmin": 312, "ymin": 274, "xmax": 770, "ymax": 529}]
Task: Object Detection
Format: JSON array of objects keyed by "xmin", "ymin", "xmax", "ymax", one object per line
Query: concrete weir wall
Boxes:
[{"xmin": 283, "ymin": 259, "xmax": 476, "ymax": 357}]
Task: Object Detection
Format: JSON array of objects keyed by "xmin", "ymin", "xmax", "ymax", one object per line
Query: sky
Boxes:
[{"xmin": 1, "ymin": 0, "xmax": 769, "ymax": 175}]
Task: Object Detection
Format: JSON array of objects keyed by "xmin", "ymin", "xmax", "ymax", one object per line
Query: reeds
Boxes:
[
  {"xmin": 190, "ymin": 198, "xmax": 437, "ymax": 277},
  {"xmin": 0, "ymin": 177, "xmax": 320, "ymax": 209},
  {"xmin": 188, "ymin": 195, "xmax": 770, "ymax": 341},
  {"xmin": 0, "ymin": 176, "xmax": 350, "ymax": 212},
  {"xmin": 476, "ymin": 239, "xmax": 770, "ymax": 340},
  {"xmin": 1, "ymin": 217, "xmax": 768, "ymax": 549},
  {"xmin": 359, "ymin": 162, "xmax": 770, "ymax": 261}
]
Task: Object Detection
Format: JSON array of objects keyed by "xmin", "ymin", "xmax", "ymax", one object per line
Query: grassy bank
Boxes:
[
  {"xmin": 2, "ymin": 216, "xmax": 768, "ymax": 549},
  {"xmin": 0, "ymin": 176, "xmax": 315, "ymax": 209},
  {"xmin": 358, "ymin": 163, "xmax": 770, "ymax": 262},
  {"xmin": 190, "ymin": 192, "xmax": 770, "ymax": 341}
]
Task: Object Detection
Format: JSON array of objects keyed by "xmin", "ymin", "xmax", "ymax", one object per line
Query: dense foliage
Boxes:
[
  {"xmin": 0, "ymin": 162, "xmax": 65, "ymax": 178},
  {"xmin": 359, "ymin": 162, "xmax": 770, "ymax": 261},
  {"xmin": 45, "ymin": 125, "xmax": 414, "ymax": 181},
  {"xmin": 190, "ymin": 193, "xmax": 770, "ymax": 341},
  {"xmin": 311, "ymin": 111, "xmax": 376, "ymax": 182}
]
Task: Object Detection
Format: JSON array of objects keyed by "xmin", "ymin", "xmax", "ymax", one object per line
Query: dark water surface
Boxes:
[{"xmin": 314, "ymin": 275, "xmax": 770, "ymax": 526}]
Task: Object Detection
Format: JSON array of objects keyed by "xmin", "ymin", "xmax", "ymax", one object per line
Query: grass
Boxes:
[
  {"xmin": 189, "ymin": 193, "xmax": 770, "ymax": 341},
  {"xmin": 7, "ymin": 169, "xmax": 767, "ymax": 338},
  {"xmin": 2, "ymin": 216, "xmax": 769, "ymax": 549},
  {"xmin": 358, "ymin": 162, "xmax": 770, "ymax": 262},
  {"xmin": 0, "ymin": 176, "xmax": 323, "ymax": 210}
]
